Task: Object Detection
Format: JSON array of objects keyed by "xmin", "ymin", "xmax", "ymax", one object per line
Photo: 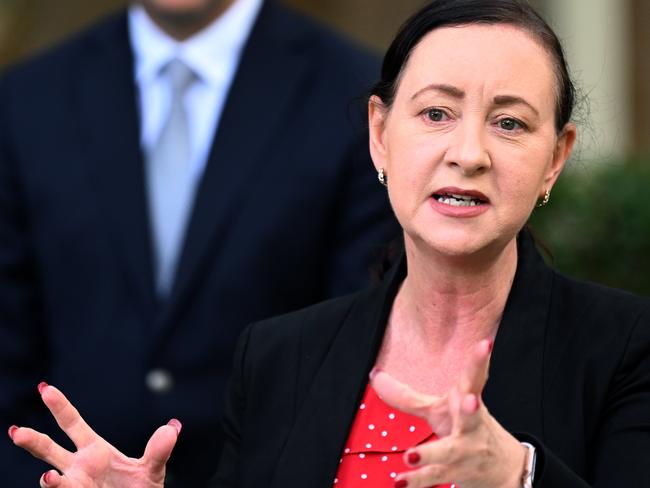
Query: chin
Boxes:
[
  {"xmin": 406, "ymin": 221, "xmax": 517, "ymax": 263},
  {"xmin": 142, "ymin": 0, "xmax": 225, "ymax": 17},
  {"xmin": 406, "ymin": 228, "xmax": 479, "ymax": 257},
  {"xmin": 429, "ymin": 237, "xmax": 487, "ymax": 259}
]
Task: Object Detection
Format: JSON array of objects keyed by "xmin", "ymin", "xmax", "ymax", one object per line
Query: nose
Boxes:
[{"xmin": 444, "ymin": 119, "xmax": 491, "ymax": 175}]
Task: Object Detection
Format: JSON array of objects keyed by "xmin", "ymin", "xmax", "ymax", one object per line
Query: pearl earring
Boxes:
[{"xmin": 377, "ymin": 168, "xmax": 387, "ymax": 187}]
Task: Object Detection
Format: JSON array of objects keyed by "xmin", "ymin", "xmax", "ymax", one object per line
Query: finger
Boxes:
[
  {"xmin": 447, "ymin": 383, "xmax": 484, "ymax": 435},
  {"xmin": 40, "ymin": 384, "xmax": 97, "ymax": 449},
  {"xmin": 10, "ymin": 426, "xmax": 74, "ymax": 471},
  {"xmin": 143, "ymin": 419, "xmax": 181, "ymax": 477},
  {"xmin": 370, "ymin": 370, "xmax": 441, "ymax": 419},
  {"xmin": 404, "ymin": 434, "xmax": 457, "ymax": 469},
  {"xmin": 40, "ymin": 470, "xmax": 80, "ymax": 488},
  {"xmin": 40, "ymin": 470, "xmax": 63, "ymax": 488},
  {"xmin": 457, "ymin": 339, "xmax": 492, "ymax": 395},
  {"xmin": 454, "ymin": 393, "xmax": 483, "ymax": 433},
  {"xmin": 394, "ymin": 462, "xmax": 451, "ymax": 488}
]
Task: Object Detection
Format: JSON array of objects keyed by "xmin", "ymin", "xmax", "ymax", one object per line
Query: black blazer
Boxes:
[
  {"xmin": 213, "ymin": 232, "xmax": 650, "ymax": 487},
  {"xmin": 0, "ymin": 2, "xmax": 397, "ymax": 486}
]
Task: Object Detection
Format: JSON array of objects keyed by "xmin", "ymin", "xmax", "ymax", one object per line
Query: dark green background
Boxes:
[{"xmin": 529, "ymin": 161, "xmax": 650, "ymax": 297}]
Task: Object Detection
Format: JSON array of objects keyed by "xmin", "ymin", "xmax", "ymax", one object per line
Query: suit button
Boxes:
[{"xmin": 145, "ymin": 369, "xmax": 174, "ymax": 393}]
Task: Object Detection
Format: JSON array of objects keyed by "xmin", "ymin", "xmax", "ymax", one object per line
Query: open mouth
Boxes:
[{"xmin": 432, "ymin": 192, "xmax": 487, "ymax": 207}]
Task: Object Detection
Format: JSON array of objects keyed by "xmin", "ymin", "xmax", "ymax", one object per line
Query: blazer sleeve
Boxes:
[
  {"xmin": 527, "ymin": 307, "xmax": 650, "ymax": 487},
  {"xmin": 0, "ymin": 74, "xmax": 51, "ymax": 482},
  {"xmin": 209, "ymin": 323, "xmax": 254, "ymax": 487}
]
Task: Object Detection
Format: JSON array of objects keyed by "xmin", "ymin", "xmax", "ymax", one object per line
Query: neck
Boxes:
[
  {"xmin": 142, "ymin": 0, "xmax": 236, "ymax": 41},
  {"xmin": 394, "ymin": 235, "xmax": 519, "ymax": 347}
]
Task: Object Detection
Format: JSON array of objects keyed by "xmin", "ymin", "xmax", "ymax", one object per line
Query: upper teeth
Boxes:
[{"xmin": 436, "ymin": 193, "xmax": 481, "ymax": 206}]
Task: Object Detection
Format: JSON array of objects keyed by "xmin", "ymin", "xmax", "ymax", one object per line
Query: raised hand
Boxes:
[
  {"xmin": 8, "ymin": 383, "xmax": 179, "ymax": 488},
  {"xmin": 370, "ymin": 340, "xmax": 527, "ymax": 488}
]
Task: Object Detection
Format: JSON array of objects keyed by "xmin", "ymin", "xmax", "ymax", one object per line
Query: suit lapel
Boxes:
[
  {"xmin": 483, "ymin": 230, "xmax": 552, "ymax": 436},
  {"xmin": 270, "ymin": 260, "xmax": 405, "ymax": 487},
  {"xmin": 160, "ymin": 2, "xmax": 312, "ymax": 328},
  {"xmin": 77, "ymin": 13, "xmax": 157, "ymax": 320}
]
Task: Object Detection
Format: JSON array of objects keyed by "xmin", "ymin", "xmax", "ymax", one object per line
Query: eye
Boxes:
[
  {"xmin": 423, "ymin": 108, "xmax": 449, "ymax": 123},
  {"xmin": 498, "ymin": 117, "xmax": 524, "ymax": 131}
]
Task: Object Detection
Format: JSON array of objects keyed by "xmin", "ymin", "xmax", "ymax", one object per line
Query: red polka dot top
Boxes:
[{"xmin": 333, "ymin": 383, "xmax": 455, "ymax": 488}]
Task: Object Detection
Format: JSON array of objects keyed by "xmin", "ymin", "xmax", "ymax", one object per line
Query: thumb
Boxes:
[
  {"xmin": 370, "ymin": 370, "xmax": 439, "ymax": 418},
  {"xmin": 143, "ymin": 419, "xmax": 181, "ymax": 476},
  {"xmin": 458, "ymin": 339, "xmax": 492, "ymax": 395},
  {"xmin": 39, "ymin": 470, "xmax": 64, "ymax": 488}
]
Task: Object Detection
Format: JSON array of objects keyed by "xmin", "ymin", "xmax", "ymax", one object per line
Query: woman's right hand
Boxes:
[{"xmin": 8, "ymin": 383, "xmax": 179, "ymax": 488}]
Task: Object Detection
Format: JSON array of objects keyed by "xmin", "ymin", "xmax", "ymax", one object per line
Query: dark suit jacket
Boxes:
[
  {"xmin": 213, "ymin": 231, "xmax": 650, "ymax": 487},
  {"xmin": 0, "ymin": 2, "xmax": 397, "ymax": 486}
]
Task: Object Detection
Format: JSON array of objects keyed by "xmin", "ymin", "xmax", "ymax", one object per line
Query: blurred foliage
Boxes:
[{"xmin": 528, "ymin": 160, "xmax": 650, "ymax": 297}]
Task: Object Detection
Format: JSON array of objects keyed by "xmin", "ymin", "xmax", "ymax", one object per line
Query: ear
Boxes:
[
  {"xmin": 543, "ymin": 122, "xmax": 576, "ymax": 193},
  {"xmin": 368, "ymin": 95, "xmax": 389, "ymax": 172}
]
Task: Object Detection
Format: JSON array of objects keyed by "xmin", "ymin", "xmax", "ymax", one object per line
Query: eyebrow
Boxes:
[
  {"xmin": 493, "ymin": 95, "xmax": 540, "ymax": 117},
  {"xmin": 411, "ymin": 83, "xmax": 465, "ymax": 100}
]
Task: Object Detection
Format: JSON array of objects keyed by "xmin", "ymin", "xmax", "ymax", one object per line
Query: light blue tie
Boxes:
[{"xmin": 146, "ymin": 59, "xmax": 197, "ymax": 296}]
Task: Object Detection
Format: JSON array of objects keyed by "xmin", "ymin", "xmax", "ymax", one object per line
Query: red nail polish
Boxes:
[
  {"xmin": 7, "ymin": 425, "xmax": 18, "ymax": 440},
  {"xmin": 486, "ymin": 339, "xmax": 494, "ymax": 353},
  {"xmin": 407, "ymin": 451, "xmax": 420, "ymax": 465},
  {"xmin": 167, "ymin": 418, "xmax": 182, "ymax": 434},
  {"xmin": 37, "ymin": 382, "xmax": 48, "ymax": 395},
  {"xmin": 395, "ymin": 480, "xmax": 408, "ymax": 488},
  {"xmin": 43, "ymin": 471, "xmax": 52, "ymax": 485}
]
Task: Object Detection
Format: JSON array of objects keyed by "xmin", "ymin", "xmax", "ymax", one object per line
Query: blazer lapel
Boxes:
[
  {"xmin": 76, "ymin": 13, "xmax": 157, "ymax": 320},
  {"xmin": 270, "ymin": 260, "xmax": 406, "ymax": 487},
  {"xmin": 159, "ymin": 1, "xmax": 312, "ymax": 328},
  {"xmin": 483, "ymin": 230, "xmax": 552, "ymax": 436}
]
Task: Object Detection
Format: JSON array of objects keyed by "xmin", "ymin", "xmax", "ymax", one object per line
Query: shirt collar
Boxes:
[{"xmin": 128, "ymin": 0, "xmax": 264, "ymax": 88}]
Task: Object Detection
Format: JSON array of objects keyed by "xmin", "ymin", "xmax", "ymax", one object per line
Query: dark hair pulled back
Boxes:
[{"xmin": 370, "ymin": 0, "xmax": 575, "ymax": 132}]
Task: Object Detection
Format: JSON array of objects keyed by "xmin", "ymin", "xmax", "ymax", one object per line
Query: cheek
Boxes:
[
  {"xmin": 385, "ymin": 136, "xmax": 441, "ymax": 213},
  {"xmin": 495, "ymin": 146, "xmax": 554, "ymax": 209},
  {"xmin": 385, "ymin": 128, "xmax": 443, "ymax": 184}
]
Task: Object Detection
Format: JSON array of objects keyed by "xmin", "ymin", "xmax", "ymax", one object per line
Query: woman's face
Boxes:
[{"xmin": 370, "ymin": 24, "xmax": 575, "ymax": 259}]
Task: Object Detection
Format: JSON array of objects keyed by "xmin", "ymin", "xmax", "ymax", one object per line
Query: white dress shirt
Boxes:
[{"xmin": 128, "ymin": 0, "xmax": 264, "ymax": 184}]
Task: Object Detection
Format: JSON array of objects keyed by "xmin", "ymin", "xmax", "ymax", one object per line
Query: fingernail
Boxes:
[
  {"xmin": 466, "ymin": 394, "xmax": 480, "ymax": 412},
  {"xmin": 486, "ymin": 339, "xmax": 494, "ymax": 353},
  {"xmin": 167, "ymin": 418, "xmax": 182, "ymax": 435},
  {"xmin": 407, "ymin": 451, "xmax": 420, "ymax": 465},
  {"xmin": 43, "ymin": 471, "xmax": 52, "ymax": 485},
  {"xmin": 369, "ymin": 367, "xmax": 382, "ymax": 380},
  {"xmin": 7, "ymin": 425, "xmax": 18, "ymax": 440},
  {"xmin": 37, "ymin": 382, "xmax": 48, "ymax": 395},
  {"xmin": 395, "ymin": 480, "xmax": 408, "ymax": 488}
]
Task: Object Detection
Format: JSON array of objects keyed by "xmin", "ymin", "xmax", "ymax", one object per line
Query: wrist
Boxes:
[{"xmin": 504, "ymin": 442, "xmax": 530, "ymax": 488}]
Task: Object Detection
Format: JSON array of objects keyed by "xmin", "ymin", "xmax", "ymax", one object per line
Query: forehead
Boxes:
[{"xmin": 398, "ymin": 24, "xmax": 556, "ymax": 106}]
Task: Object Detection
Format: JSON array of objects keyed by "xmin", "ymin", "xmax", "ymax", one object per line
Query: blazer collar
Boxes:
[
  {"xmin": 270, "ymin": 255, "xmax": 403, "ymax": 487},
  {"xmin": 271, "ymin": 229, "xmax": 552, "ymax": 487}
]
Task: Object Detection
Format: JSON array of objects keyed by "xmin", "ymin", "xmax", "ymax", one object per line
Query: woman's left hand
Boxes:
[{"xmin": 370, "ymin": 339, "xmax": 527, "ymax": 488}]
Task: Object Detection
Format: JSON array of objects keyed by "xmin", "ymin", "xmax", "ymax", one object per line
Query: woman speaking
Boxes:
[{"xmin": 9, "ymin": 1, "xmax": 650, "ymax": 486}]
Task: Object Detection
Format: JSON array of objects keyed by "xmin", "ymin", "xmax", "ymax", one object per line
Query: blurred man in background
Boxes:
[{"xmin": 0, "ymin": 0, "xmax": 396, "ymax": 485}]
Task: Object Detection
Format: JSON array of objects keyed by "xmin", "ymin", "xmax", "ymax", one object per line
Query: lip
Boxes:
[
  {"xmin": 429, "ymin": 186, "xmax": 490, "ymax": 218},
  {"xmin": 432, "ymin": 187, "xmax": 490, "ymax": 202}
]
